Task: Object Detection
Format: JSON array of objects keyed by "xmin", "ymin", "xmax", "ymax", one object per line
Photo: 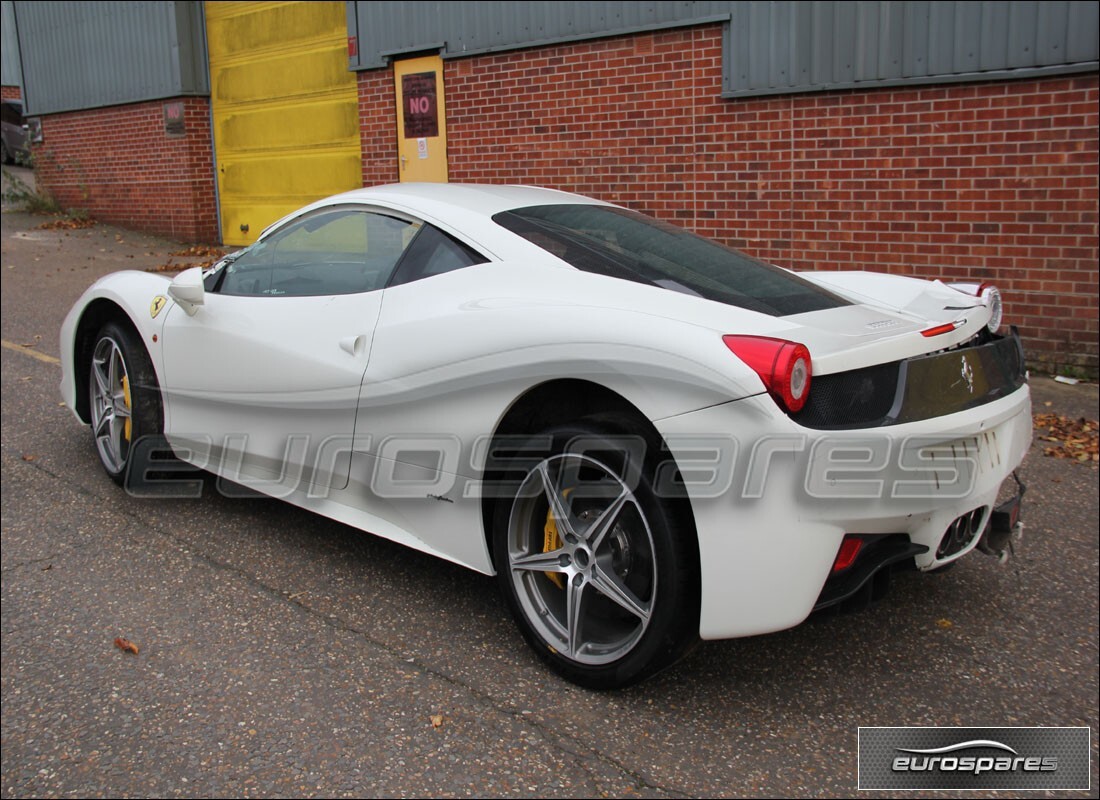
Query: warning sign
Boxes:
[{"xmin": 402, "ymin": 71, "xmax": 439, "ymax": 139}]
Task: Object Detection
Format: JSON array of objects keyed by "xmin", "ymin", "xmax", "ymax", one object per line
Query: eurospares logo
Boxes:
[
  {"xmin": 894, "ymin": 739, "xmax": 1057, "ymax": 775},
  {"xmin": 858, "ymin": 727, "xmax": 1090, "ymax": 790}
]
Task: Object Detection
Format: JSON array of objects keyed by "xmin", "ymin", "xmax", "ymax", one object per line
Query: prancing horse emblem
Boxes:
[{"xmin": 960, "ymin": 354, "xmax": 975, "ymax": 393}]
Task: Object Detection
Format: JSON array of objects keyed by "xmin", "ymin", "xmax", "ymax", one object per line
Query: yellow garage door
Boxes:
[{"xmin": 206, "ymin": 1, "xmax": 361, "ymax": 246}]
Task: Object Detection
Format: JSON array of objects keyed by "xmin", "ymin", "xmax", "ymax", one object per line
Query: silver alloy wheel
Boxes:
[
  {"xmin": 507, "ymin": 452, "xmax": 657, "ymax": 665},
  {"xmin": 89, "ymin": 336, "xmax": 132, "ymax": 473}
]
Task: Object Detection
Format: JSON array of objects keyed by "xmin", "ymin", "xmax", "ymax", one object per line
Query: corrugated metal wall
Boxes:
[
  {"xmin": 10, "ymin": 1, "xmax": 1097, "ymax": 114},
  {"xmin": 723, "ymin": 0, "xmax": 1100, "ymax": 96},
  {"xmin": 346, "ymin": 1, "xmax": 734, "ymax": 70},
  {"xmin": 348, "ymin": 0, "xmax": 1098, "ymax": 95},
  {"xmin": 1, "ymin": 0, "xmax": 22, "ymax": 89},
  {"xmin": 13, "ymin": 0, "xmax": 209, "ymax": 115}
]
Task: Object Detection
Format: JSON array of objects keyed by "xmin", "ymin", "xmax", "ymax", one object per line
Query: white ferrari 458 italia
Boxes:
[{"xmin": 60, "ymin": 183, "xmax": 1030, "ymax": 688}]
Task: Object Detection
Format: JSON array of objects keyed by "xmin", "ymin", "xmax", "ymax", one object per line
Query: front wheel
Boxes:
[
  {"xmin": 87, "ymin": 321, "xmax": 162, "ymax": 485},
  {"xmin": 493, "ymin": 424, "xmax": 699, "ymax": 689}
]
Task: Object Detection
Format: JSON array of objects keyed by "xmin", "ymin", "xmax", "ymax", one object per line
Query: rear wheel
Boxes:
[
  {"xmin": 88, "ymin": 321, "xmax": 162, "ymax": 485},
  {"xmin": 493, "ymin": 424, "xmax": 699, "ymax": 689}
]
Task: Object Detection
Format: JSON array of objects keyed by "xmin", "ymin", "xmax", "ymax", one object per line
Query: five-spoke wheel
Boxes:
[
  {"xmin": 90, "ymin": 335, "xmax": 134, "ymax": 474},
  {"xmin": 507, "ymin": 452, "xmax": 657, "ymax": 665},
  {"xmin": 494, "ymin": 425, "xmax": 698, "ymax": 688},
  {"xmin": 87, "ymin": 321, "xmax": 162, "ymax": 485}
]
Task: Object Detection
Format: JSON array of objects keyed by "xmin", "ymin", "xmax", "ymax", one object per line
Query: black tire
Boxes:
[
  {"xmin": 492, "ymin": 422, "xmax": 699, "ymax": 689},
  {"xmin": 87, "ymin": 321, "xmax": 163, "ymax": 485}
]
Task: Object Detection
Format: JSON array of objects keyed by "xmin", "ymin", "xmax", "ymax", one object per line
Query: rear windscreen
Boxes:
[{"xmin": 494, "ymin": 204, "xmax": 849, "ymax": 316}]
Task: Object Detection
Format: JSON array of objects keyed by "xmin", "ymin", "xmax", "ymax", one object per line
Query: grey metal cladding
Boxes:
[
  {"xmin": 347, "ymin": 1, "xmax": 735, "ymax": 69},
  {"xmin": 348, "ymin": 1, "xmax": 1098, "ymax": 96},
  {"xmin": 722, "ymin": 1, "xmax": 1099, "ymax": 97},
  {"xmin": 12, "ymin": 0, "xmax": 1098, "ymax": 113},
  {"xmin": 1, "ymin": 0, "xmax": 22, "ymax": 89},
  {"xmin": 13, "ymin": 0, "xmax": 209, "ymax": 116}
]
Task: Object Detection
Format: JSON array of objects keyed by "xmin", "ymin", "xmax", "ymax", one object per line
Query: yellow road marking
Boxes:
[{"xmin": 1, "ymin": 339, "xmax": 61, "ymax": 365}]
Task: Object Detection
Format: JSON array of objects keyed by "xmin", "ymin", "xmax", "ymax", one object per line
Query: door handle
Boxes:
[
  {"xmin": 339, "ymin": 335, "xmax": 367, "ymax": 357},
  {"xmin": 400, "ymin": 154, "xmax": 407, "ymax": 171}
]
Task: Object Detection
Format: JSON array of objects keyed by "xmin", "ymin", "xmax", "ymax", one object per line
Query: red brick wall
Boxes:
[
  {"xmin": 1, "ymin": 85, "xmax": 21, "ymax": 101},
  {"xmin": 362, "ymin": 24, "xmax": 1099, "ymax": 375},
  {"xmin": 32, "ymin": 97, "xmax": 218, "ymax": 243},
  {"xmin": 359, "ymin": 69, "xmax": 396, "ymax": 185}
]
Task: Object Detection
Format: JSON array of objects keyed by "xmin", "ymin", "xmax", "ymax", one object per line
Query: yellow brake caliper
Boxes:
[
  {"xmin": 121, "ymin": 374, "xmax": 132, "ymax": 441},
  {"xmin": 543, "ymin": 512, "xmax": 564, "ymax": 589},
  {"xmin": 542, "ymin": 488, "xmax": 571, "ymax": 589}
]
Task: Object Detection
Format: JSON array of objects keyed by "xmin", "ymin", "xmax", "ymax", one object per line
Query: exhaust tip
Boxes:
[{"xmin": 936, "ymin": 507, "xmax": 989, "ymax": 560}]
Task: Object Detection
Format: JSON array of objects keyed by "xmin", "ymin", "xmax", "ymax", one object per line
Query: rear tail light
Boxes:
[
  {"xmin": 920, "ymin": 322, "xmax": 958, "ymax": 337},
  {"xmin": 722, "ymin": 335, "xmax": 812, "ymax": 413}
]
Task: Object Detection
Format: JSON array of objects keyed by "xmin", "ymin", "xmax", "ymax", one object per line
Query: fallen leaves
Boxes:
[
  {"xmin": 37, "ymin": 216, "xmax": 96, "ymax": 230},
  {"xmin": 936, "ymin": 618, "xmax": 953, "ymax": 629},
  {"xmin": 429, "ymin": 714, "xmax": 444, "ymax": 728},
  {"xmin": 145, "ymin": 244, "xmax": 227, "ymax": 274},
  {"xmin": 20, "ymin": 453, "xmax": 36, "ymax": 462},
  {"xmin": 171, "ymin": 245, "xmax": 225, "ymax": 259},
  {"xmin": 1033, "ymin": 413, "xmax": 1099, "ymax": 463},
  {"xmin": 113, "ymin": 637, "xmax": 140, "ymax": 655}
]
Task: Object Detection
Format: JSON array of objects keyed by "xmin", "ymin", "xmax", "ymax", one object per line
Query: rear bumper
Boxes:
[
  {"xmin": 655, "ymin": 382, "xmax": 1032, "ymax": 640},
  {"xmin": 812, "ymin": 534, "xmax": 928, "ymax": 611}
]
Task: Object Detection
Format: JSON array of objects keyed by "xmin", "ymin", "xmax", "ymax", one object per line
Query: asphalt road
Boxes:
[{"xmin": 2, "ymin": 205, "xmax": 1097, "ymax": 798}]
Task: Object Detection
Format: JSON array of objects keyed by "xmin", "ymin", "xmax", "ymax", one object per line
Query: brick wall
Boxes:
[
  {"xmin": 363, "ymin": 24, "xmax": 1099, "ymax": 375},
  {"xmin": 32, "ymin": 97, "xmax": 218, "ymax": 243},
  {"xmin": 359, "ymin": 69, "xmax": 396, "ymax": 186},
  {"xmin": 1, "ymin": 84, "xmax": 21, "ymax": 101}
]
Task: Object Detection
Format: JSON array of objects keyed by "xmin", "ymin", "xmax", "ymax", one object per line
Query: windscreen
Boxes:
[{"xmin": 494, "ymin": 204, "xmax": 850, "ymax": 316}]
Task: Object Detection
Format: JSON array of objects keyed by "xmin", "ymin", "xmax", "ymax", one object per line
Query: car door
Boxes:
[{"xmin": 161, "ymin": 205, "xmax": 422, "ymax": 490}]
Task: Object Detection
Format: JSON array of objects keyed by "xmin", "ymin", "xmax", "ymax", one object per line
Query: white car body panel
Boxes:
[
  {"xmin": 59, "ymin": 182, "xmax": 1030, "ymax": 645},
  {"xmin": 657, "ymin": 387, "xmax": 1032, "ymax": 639},
  {"xmin": 60, "ymin": 271, "xmax": 174, "ymax": 414},
  {"xmin": 159, "ymin": 291, "xmax": 382, "ymax": 489}
]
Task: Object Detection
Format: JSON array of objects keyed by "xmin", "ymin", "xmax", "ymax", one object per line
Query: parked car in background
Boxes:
[{"xmin": 1, "ymin": 100, "xmax": 30, "ymax": 165}]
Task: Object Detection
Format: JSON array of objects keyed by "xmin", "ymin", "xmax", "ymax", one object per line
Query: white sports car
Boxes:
[{"xmin": 60, "ymin": 183, "xmax": 1030, "ymax": 688}]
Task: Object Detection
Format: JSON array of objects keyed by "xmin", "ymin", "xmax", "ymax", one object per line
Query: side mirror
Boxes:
[{"xmin": 168, "ymin": 267, "xmax": 206, "ymax": 316}]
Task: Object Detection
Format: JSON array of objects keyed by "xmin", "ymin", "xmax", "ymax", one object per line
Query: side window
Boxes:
[
  {"xmin": 388, "ymin": 225, "xmax": 488, "ymax": 287},
  {"xmin": 216, "ymin": 208, "xmax": 421, "ymax": 296}
]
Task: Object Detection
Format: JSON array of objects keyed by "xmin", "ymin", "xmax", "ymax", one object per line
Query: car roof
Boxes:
[
  {"xmin": 323, "ymin": 182, "xmax": 608, "ymax": 217},
  {"xmin": 258, "ymin": 183, "xmax": 615, "ymax": 252}
]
